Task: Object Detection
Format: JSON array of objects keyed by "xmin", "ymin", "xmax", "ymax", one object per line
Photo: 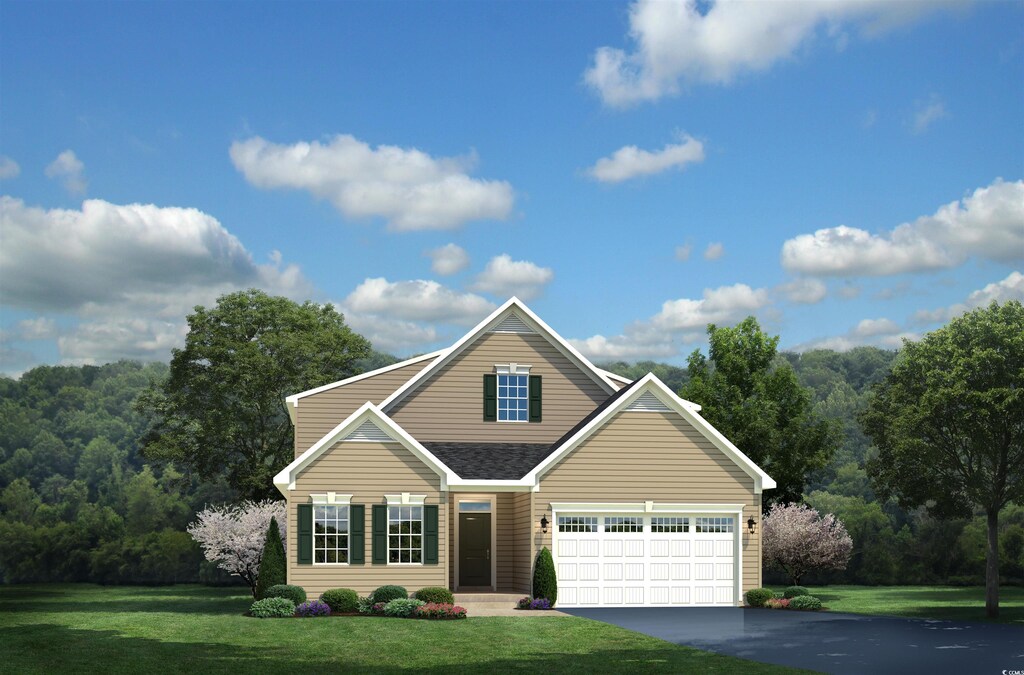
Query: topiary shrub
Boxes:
[
  {"xmin": 264, "ymin": 584, "xmax": 306, "ymax": 605},
  {"xmin": 250, "ymin": 596, "xmax": 295, "ymax": 618},
  {"xmin": 744, "ymin": 587, "xmax": 774, "ymax": 608},
  {"xmin": 321, "ymin": 588, "xmax": 359, "ymax": 613},
  {"xmin": 783, "ymin": 585, "xmax": 810, "ymax": 599},
  {"xmin": 295, "ymin": 599, "xmax": 331, "ymax": 617},
  {"xmin": 371, "ymin": 585, "xmax": 408, "ymax": 604},
  {"xmin": 532, "ymin": 546, "xmax": 557, "ymax": 606},
  {"xmin": 382, "ymin": 598, "xmax": 425, "ymax": 617},
  {"xmin": 789, "ymin": 595, "xmax": 823, "ymax": 610},
  {"xmin": 254, "ymin": 517, "xmax": 287, "ymax": 599},
  {"xmin": 414, "ymin": 586, "xmax": 454, "ymax": 605}
]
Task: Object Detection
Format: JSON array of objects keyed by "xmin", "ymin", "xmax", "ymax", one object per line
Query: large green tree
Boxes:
[
  {"xmin": 680, "ymin": 317, "xmax": 837, "ymax": 506},
  {"xmin": 137, "ymin": 289, "xmax": 371, "ymax": 499},
  {"xmin": 863, "ymin": 301, "xmax": 1024, "ymax": 618}
]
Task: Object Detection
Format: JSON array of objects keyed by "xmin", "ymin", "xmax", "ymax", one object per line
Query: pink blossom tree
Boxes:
[
  {"xmin": 187, "ymin": 500, "xmax": 286, "ymax": 597},
  {"xmin": 762, "ymin": 502, "xmax": 853, "ymax": 585}
]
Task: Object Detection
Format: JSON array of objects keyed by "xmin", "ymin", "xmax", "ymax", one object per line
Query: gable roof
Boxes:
[
  {"xmin": 421, "ymin": 442, "xmax": 552, "ymax": 480},
  {"xmin": 379, "ymin": 297, "xmax": 618, "ymax": 412}
]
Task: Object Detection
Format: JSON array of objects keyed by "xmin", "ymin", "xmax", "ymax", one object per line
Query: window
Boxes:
[
  {"xmin": 497, "ymin": 373, "xmax": 529, "ymax": 422},
  {"xmin": 695, "ymin": 516, "xmax": 734, "ymax": 533},
  {"xmin": 558, "ymin": 516, "xmax": 597, "ymax": 533},
  {"xmin": 314, "ymin": 505, "xmax": 349, "ymax": 564},
  {"xmin": 651, "ymin": 517, "xmax": 689, "ymax": 533},
  {"xmin": 604, "ymin": 516, "xmax": 643, "ymax": 532},
  {"xmin": 459, "ymin": 501, "xmax": 491, "ymax": 512},
  {"xmin": 388, "ymin": 505, "xmax": 423, "ymax": 563}
]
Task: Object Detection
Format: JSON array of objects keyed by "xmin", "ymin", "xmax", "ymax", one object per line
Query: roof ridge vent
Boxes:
[
  {"xmin": 489, "ymin": 312, "xmax": 534, "ymax": 334},
  {"xmin": 344, "ymin": 419, "xmax": 392, "ymax": 442},
  {"xmin": 626, "ymin": 390, "xmax": 671, "ymax": 413}
]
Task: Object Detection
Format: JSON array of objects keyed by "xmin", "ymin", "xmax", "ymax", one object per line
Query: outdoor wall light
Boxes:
[
  {"xmin": 540, "ymin": 516, "xmax": 549, "ymax": 534},
  {"xmin": 747, "ymin": 516, "xmax": 757, "ymax": 534}
]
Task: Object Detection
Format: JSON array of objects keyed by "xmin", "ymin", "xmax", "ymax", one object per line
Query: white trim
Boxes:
[
  {"xmin": 385, "ymin": 503, "xmax": 425, "ymax": 566},
  {"xmin": 596, "ymin": 369, "xmax": 632, "ymax": 386},
  {"xmin": 384, "ymin": 493, "xmax": 426, "ymax": 505},
  {"xmin": 494, "ymin": 363, "xmax": 532, "ymax": 375},
  {"xmin": 526, "ymin": 373, "xmax": 775, "ymax": 494},
  {"xmin": 448, "ymin": 481, "xmax": 534, "ymax": 492},
  {"xmin": 310, "ymin": 492, "xmax": 352, "ymax": 506},
  {"xmin": 453, "ymin": 493, "xmax": 498, "ymax": 591}
]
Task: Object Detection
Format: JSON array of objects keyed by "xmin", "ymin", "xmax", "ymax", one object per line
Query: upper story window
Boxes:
[
  {"xmin": 484, "ymin": 364, "xmax": 541, "ymax": 423},
  {"xmin": 498, "ymin": 372, "xmax": 528, "ymax": 422}
]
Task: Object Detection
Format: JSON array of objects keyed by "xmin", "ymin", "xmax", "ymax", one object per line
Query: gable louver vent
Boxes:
[
  {"xmin": 489, "ymin": 313, "xmax": 534, "ymax": 334},
  {"xmin": 344, "ymin": 420, "xmax": 392, "ymax": 442},
  {"xmin": 626, "ymin": 391, "xmax": 672, "ymax": 412}
]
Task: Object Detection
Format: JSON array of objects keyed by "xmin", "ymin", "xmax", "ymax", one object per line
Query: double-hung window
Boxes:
[
  {"xmin": 485, "ymin": 364, "xmax": 540, "ymax": 423},
  {"xmin": 314, "ymin": 505, "xmax": 349, "ymax": 564},
  {"xmin": 497, "ymin": 372, "xmax": 529, "ymax": 422},
  {"xmin": 388, "ymin": 505, "xmax": 423, "ymax": 563}
]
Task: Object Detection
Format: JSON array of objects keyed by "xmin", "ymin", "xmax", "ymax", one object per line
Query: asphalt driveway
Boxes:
[{"xmin": 564, "ymin": 607, "xmax": 1024, "ymax": 674}]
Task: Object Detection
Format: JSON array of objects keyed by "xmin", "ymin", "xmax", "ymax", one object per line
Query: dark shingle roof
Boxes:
[{"xmin": 547, "ymin": 377, "xmax": 643, "ymax": 452}]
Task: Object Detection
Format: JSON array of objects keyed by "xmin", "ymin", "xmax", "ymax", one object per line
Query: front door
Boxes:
[{"xmin": 459, "ymin": 512, "xmax": 491, "ymax": 587}]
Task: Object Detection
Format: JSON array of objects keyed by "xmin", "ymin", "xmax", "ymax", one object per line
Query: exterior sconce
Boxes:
[
  {"xmin": 540, "ymin": 516, "xmax": 549, "ymax": 534},
  {"xmin": 747, "ymin": 516, "xmax": 757, "ymax": 534}
]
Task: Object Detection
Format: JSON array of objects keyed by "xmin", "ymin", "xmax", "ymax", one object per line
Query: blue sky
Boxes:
[{"xmin": 1, "ymin": 0, "xmax": 1022, "ymax": 374}]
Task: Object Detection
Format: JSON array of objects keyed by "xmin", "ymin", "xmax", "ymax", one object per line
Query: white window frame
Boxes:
[
  {"xmin": 386, "ymin": 504, "xmax": 424, "ymax": 565},
  {"xmin": 312, "ymin": 504, "xmax": 351, "ymax": 566},
  {"xmin": 495, "ymin": 363, "xmax": 532, "ymax": 424}
]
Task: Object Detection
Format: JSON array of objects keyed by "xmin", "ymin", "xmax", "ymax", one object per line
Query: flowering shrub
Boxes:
[
  {"xmin": 383, "ymin": 598, "xmax": 425, "ymax": 617},
  {"xmin": 789, "ymin": 595, "xmax": 823, "ymax": 610},
  {"xmin": 516, "ymin": 596, "xmax": 552, "ymax": 610},
  {"xmin": 249, "ymin": 596, "xmax": 295, "ymax": 618},
  {"xmin": 414, "ymin": 603, "xmax": 467, "ymax": 620},
  {"xmin": 763, "ymin": 503, "xmax": 853, "ymax": 585},
  {"xmin": 295, "ymin": 600, "xmax": 331, "ymax": 617},
  {"xmin": 188, "ymin": 500, "xmax": 286, "ymax": 597},
  {"xmin": 764, "ymin": 598, "xmax": 791, "ymax": 609}
]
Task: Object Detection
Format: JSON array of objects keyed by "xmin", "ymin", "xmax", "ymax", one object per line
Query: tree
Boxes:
[
  {"xmin": 680, "ymin": 317, "xmax": 838, "ymax": 505},
  {"xmin": 863, "ymin": 301, "xmax": 1024, "ymax": 618},
  {"xmin": 763, "ymin": 502, "xmax": 853, "ymax": 585},
  {"xmin": 137, "ymin": 289, "xmax": 371, "ymax": 499},
  {"xmin": 255, "ymin": 516, "xmax": 286, "ymax": 599},
  {"xmin": 187, "ymin": 500, "xmax": 285, "ymax": 597},
  {"xmin": 532, "ymin": 546, "xmax": 557, "ymax": 605}
]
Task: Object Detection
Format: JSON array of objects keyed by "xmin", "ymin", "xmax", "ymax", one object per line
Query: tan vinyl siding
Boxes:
[
  {"xmin": 293, "ymin": 360, "xmax": 431, "ymax": 457},
  {"xmin": 512, "ymin": 491, "xmax": 534, "ymax": 594},
  {"xmin": 389, "ymin": 332, "xmax": 609, "ymax": 443},
  {"xmin": 286, "ymin": 439, "xmax": 446, "ymax": 598},
  {"xmin": 534, "ymin": 410, "xmax": 762, "ymax": 602}
]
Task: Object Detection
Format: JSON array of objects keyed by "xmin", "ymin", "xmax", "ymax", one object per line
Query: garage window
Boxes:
[
  {"xmin": 558, "ymin": 516, "xmax": 597, "ymax": 532},
  {"xmin": 695, "ymin": 516, "xmax": 734, "ymax": 533},
  {"xmin": 651, "ymin": 516, "xmax": 689, "ymax": 533},
  {"xmin": 604, "ymin": 516, "xmax": 643, "ymax": 532}
]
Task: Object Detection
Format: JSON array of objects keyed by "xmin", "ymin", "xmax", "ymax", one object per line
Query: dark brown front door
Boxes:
[{"xmin": 459, "ymin": 513, "xmax": 491, "ymax": 587}]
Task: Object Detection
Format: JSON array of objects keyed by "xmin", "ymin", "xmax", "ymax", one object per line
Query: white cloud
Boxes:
[
  {"xmin": 344, "ymin": 277, "xmax": 495, "ymax": 325},
  {"xmin": 0, "ymin": 156, "xmax": 20, "ymax": 179},
  {"xmin": 14, "ymin": 318, "xmax": 57, "ymax": 340},
  {"xmin": 913, "ymin": 271, "xmax": 1024, "ymax": 324},
  {"xmin": 471, "ymin": 254, "xmax": 554, "ymax": 301},
  {"xmin": 912, "ymin": 94, "xmax": 948, "ymax": 134},
  {"xmin": 588, "ymin": 135, "xmax": 704, "ymax": 183},
  {"xmin": 703, "ymin": 242, "xmax": 724, "ymax": 260},
  {"xmin": 584, "ymin": 0, "xmax": 943, "ymax": 106},
  {"xmin": 852, "ymin": 318, "xmax": 901, "ymax": 337},
  {"xmin": 793, "ymin": 317, "xmax": 917, "ymax": 352},
  {"xmin": 230, "ymin": 135, "xmax": 514, "ymax": 231},
  {"xmin": 837, "ymin": 284, "xmax": 862, "ymax": 299},
  {"xmin": 569, "ymin": 333, "xmax": 679, "ymax": 361},
  {"xmin": 44, "ymin": 150, "xmax": 87, "ymax": 195},
  {"xmin": 781, "ymin": 179, "xmax": 1024, "ymax": 277},
  {"xmin": 426, "ymin": 243, "xmax": 471, "ymax": 276},
  {"xmin": 778, "ymin": 278, "xmax": 827, "ymax": 304},
  {"xmin": 341, "ymin": 312, "xmax": 440, "ymax": 354},
  {"xmin": 674, "ymin": 244, "xmax": 692, "ymax": 262}
]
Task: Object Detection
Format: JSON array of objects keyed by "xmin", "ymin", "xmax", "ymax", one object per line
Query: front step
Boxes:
[
  {"xmin": 454, "ymin": 592, "xmax": 523, "ymax": 604},
  {"xmin": 453, "ymin": 592, "xmax": 565, "ymax": 617}
]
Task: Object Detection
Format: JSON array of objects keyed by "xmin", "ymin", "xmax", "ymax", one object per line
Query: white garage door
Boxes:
[{"xmin": 554, "ymin": 513, "xmax": 738, "ymax": 607}]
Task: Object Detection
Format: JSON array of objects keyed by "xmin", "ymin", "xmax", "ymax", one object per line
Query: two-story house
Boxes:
[{"xmin": 273, "ymin": 297, "xmax": 775, "ymax": 607}]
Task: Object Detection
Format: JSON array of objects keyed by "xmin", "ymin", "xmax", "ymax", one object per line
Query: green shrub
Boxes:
[
  {"xmin": 357, "ymin": 596, "xmax": 375, "ymax": 614},
  {"xmin": 254, "ymin": 517, "xmax": 287, "ymax": 599},
  {"xmin": 533, "ymin": 546, "xmax": 557, "ymax": 606},
  {"xmin": 744, "ymin": 587, "xmax": 774, "ymax": 608},
  {"xmin": 320, "ymin": 588, "xmax": 359, "ymax": 613},
  {"xmin": 783, "ymin": 585, "xmax": 809, "ymax": 599},
  {"xmin": 250, "ymin": 596, "xmax": 295, "ymax": 618},
  {"xmin": 264, "ymin": 584, "xmax": 306, "ymax": 605},
  {"xmin": 789, "ymin": 595, "xmax": 823, "ymax": 610},
  {"xmin": 382, "ymin": 598, "xmax": 425, "ymax": 617},
  {"xmin": 371, "ymin": 585, "xmax": 408, "ymax": 604},
  {"xmin": 414, "ymin": 586, "xmax": 454, "ymax": 605}
]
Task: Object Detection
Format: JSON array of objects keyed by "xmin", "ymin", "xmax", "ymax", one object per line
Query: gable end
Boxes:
[{"xmin": 344, "ymin": 419, "xmax": 392, "ymax": 442}]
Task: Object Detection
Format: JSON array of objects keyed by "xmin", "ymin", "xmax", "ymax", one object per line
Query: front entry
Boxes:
[{"xmin": 459, "ymin": 512, "xmax": 491, "ymax": 587}]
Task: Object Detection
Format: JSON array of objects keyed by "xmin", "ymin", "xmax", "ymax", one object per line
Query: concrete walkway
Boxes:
[{"xmin": 454, "ymin": 593, "xmax": 568, "ymax": 617}]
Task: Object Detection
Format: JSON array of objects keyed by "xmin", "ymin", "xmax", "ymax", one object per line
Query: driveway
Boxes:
[{"xmin": 563, "ymin": 607, "xmax": 1024, "ymax": 674}]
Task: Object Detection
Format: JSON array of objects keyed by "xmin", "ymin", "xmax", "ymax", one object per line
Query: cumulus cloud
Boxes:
[
  {"xmin": 913, "ymin": 271, "xmax": 1024, "ymax": 325},
  {"xmin": 777, "ymin": 278, "xmax": 827, "ymax": 304},
  {"xmin": 338, "ymin": 312, "xmax": 440, "ymax": 354},
  {"xmin": 793, "ymin": 317, "xmax": 917, "ymax": 352},
  {"xmin": 13, "ymin": 318, "xmax": 58, "ymax": 340},
  {"xmin": 426, "ymin": 243, "xmax": 471, "ymax": 276},
  {"xmin": 0, "ymin": 156, "xmax": 20, "ymax": 179},
  {"xmin": 230, "ymin": 135, "xmax": 514, "ymax": 231},
  {"xmin": 703, "ymin": 242, "xmax": 724, "ymax": 260},
  {"xmin": 471, "ymin": 254, "xmax": 554, "ymax": 300},
  {"xmin": 674, "ymin": 244, "xmax": 693, "ymax": 262},
  {"xmin": 852, "ymin": 318, "xmax": 901, "ymax": 337},
  {"xmin": 781, "ymin": 179, "xmax": 1024, "ymax": 277},
  {"xmin": 585, "ymin": 0, "xmax": 943, "ymax": 106},
  {"xmin": 588, "ymin": 135, "xmax": 704, "ymax": 183},
  {"xmin": 45, "ymin": 150, "xmax": 87, "ymax": 195},
  {"xmin": 344, "ymin": 277, "xmax": 495, "ymax": 325},
  {"xmin": 911, "ymin": 94, "xmax": 948, "ymax": 134}
]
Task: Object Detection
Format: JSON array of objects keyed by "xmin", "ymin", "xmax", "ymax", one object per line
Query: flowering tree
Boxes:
[
  {"xmin": 763, "ymin": 502, "xmax": 852, "ymax": 585},
  {"xmin": 187, "ymin": 500, "xmax": 286, "ymax": 596}
]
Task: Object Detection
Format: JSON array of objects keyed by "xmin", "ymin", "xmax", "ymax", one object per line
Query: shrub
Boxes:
[
  {"xmin": 764, "ymin": 598, "xmax": 791, "ymax": 609},
  {"xmin": 255, "ymin": 517, "xmax": 287, "ymax": 599},
  {"xmin": 744, "ymin": 587, "xmax": 774, "ymax": 608},
  {"xmin": 533, "ymin": 546, "xmax": 557, "ymax": 606},
  {"xmin": 357, "ymin": 596, "xmax": 375, "ymax": 614},
  {"xmin": 414, "ymin": 603, "xmax": 467, "ymax": 619},
  {"xmin": 264, "ymin": 584, "xmax": 306, "ymax": 605},
  {"xmin": 382, "ymin": 598, "xmax": 425, "ymax": 617},
  {"xmin": 414, "ymin": 586, "xmax": 455, "ymax": 605},
  {"xmin": 320, "ymin": 588, "xmax": 359, "ymax": 613},
  {"xmin": 529, "ymin": 598, "xmax": 552, "ymax": 610},
  {"xmin": 295, "ymin": 599, "xmax": 331, "ymax": 617},
  {"xmin": 516, "ymin": 596, "xmax": 532, "ymax": 609},
  {"xmin": 371, "ymin": 585, "xmax": 408, "ymax": 604},
  {"xmin": 249, "ymin": 596, "xmax": 295, "ymax": 618},
  {"xmin": 783, "ymin": 585, "xmax": 809, "ymax": 599},
  {"xmin": 789, "ymin": 595, "xmax": 823, "ymax": 610}
]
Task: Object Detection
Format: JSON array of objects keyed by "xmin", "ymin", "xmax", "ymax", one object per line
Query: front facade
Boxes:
[{"xmin": 274, "ymin": 298, "xmax": 775, "ymax": 607}]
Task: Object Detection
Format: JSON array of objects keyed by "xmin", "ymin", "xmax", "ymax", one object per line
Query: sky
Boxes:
[{"xmin": 1, "ymin": 0, "xmax": 1022, "ymax": 376}]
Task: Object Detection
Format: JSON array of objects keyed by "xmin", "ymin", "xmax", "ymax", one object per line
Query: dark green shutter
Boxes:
[
  {"xmin": 424, "ymin": 505, "xmax": 438, "ymax": 564},
  {"xmin": 297, "ymin": 503, "xmax": 313, "ymax": 565},
  {"xmin": 349, "ymin": 504, "xmax": 365, "ymax": 565},
  {"xmin": 529, "ymin": 375, "xmax": 542, "ymax": 423},
  {"xmin": 372, "ymin": 504, "xmax": 387, "ymax": 565},
  {"xmin": 483, "ymin": 373, "xmax": 497, "ymax": 421}
]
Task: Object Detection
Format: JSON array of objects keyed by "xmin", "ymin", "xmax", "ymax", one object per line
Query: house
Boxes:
[{"xmin": 273, "ymin": 298, "xmax": 775, "ymax": 607}]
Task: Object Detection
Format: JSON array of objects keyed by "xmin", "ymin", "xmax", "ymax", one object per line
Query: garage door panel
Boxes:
[
  {"xmin": 671, "ymin": 563, "xmax": 690, "ymax": 580},
  {"xmin": 559, "ymin": 539, "xmax": 577, "ymax": 557},
  {"xmin": 580, "ymin": 540, "xmax": 599, "ymax": 557},
  {"xmin": 650, "ymin": 563, "xmax": 669, "ymax": 580},
  {"xmin": 624, "ymin": 587, "xmax": 644, "ymax": 605},
  {"xmin": 695, "ymin": 540, "xmax": 714, "ymax": 557},
  {"xmin": 695, "ymin": 586, "xmax": 714, "ymax": 604},
  {"xmin": 580, "ymin": 563, "xmax": 599, "ymax": 581},
  {"xmin": 715, "ymin": 586, "xmax": 734, "ymax": 604},
  {"xmin": 695, "ymin": 563, "xmax": 714, "ymax": 580},
  {"xmin": 624, "ymin": 540, "xmax": 644, "ymax": 557},
  {"xmin": 579, "ymin": 588, "xmax": 599, "ymax": 605},
  {"xmin": 603, "ymin": 539, "xmax": 623, "ymax": 557},
  {"xmin": 671, "ymin": 540, "xmax": 689, "ymax": 557},
  {"xmin": 671, "ymin": 586, "xmax": 690, "ymax": 604},
  {"xmin": 716, "ymin": 540, "xmax": 733, "ymax": 557},
  {"xmin": 650, "ymin": 587, "xmax": 669, "ymax": 605},
  {"xmin": 716, "ymin": 563, "xmax": 733, "ymax": 580},
  {"xmin": 603, "ymin": 587, "xmax": 623, "ymax": 604},
  {"xmin": 625, "ymin": 563, "xmax": 644, "ymax": 580},
  {"xmin": 558, "ymin": 563, "xmax": 577, "ymax": 580},
  {"xmin": 604, "ymin": 563, "xmax": 623, "ymax": 580},
  {"xmin": 651, "ymin": 540, "xmax": 669, "ymax": 557}
]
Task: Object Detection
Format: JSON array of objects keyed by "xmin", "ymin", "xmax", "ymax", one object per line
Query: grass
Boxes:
[
  {"xmin": 769, "ymin": 584, "xmax": 1024, "ymax": 624},
  {"xmin": 0, "ymin": 585, "xmax": 806, "ymax": 674}
]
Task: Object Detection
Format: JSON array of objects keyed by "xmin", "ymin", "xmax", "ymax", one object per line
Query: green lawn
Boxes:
[
  {"xmin": 770, "ymin": 584, "xmax": 1024, "ymax": 624},
  {"xmin": 0, "ymin": 585, "xmax": 806, "ymax": 674}
]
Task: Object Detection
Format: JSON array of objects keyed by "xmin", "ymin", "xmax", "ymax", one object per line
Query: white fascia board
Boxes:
[
  {"xmin": 596, "ymin": 369, "xmax": 632, "ymax": 386},
  {"xmin": 548, "ymin": 502, "xmax": 746, "ymax": 514},
  {"xmin": 447, "ymin": 477, "xmax": 536, "ymax": 492},
  {"xmin": 284, "ymin": 350, "xmax": 445, "ymax": 407},
  {"xmin": 380, "ymin": 298, "xmax": 617, "ymax": 412}
]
